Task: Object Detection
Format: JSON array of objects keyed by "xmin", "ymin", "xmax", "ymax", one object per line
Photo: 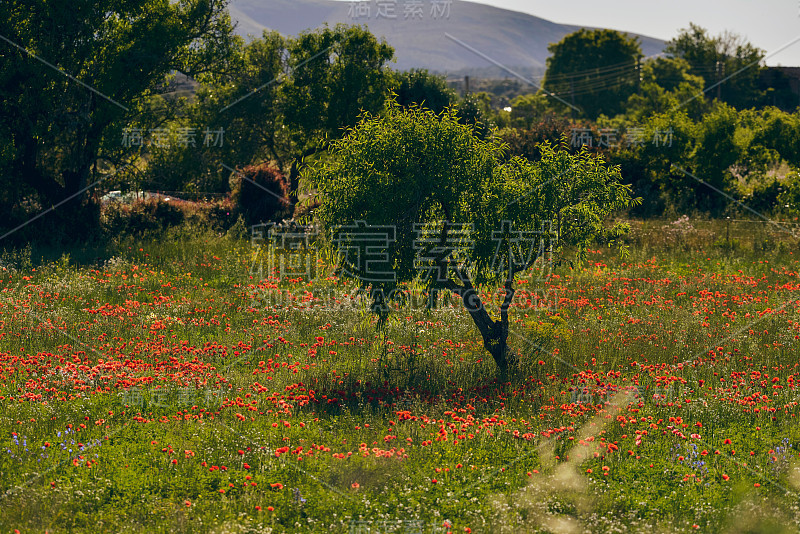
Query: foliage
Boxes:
[
  {"xmin": 389, "ymin": 69, "xmax": 457, "ymax": 114},
  {"xmin": 309, "ymin": 102, "xmax": 635, "ymax": 286},
  {"xmin": 231, "ymin": 164, "xmax": 291, "ymax": 225},
  {"xmin": 624, "ymin": 57, "xmax": 708, "ymax": 121},
  {"xmin": 306, "ymin": 101, "xmax": 637, "ymax": 374},
  {"xmin": 101, "ymin": 198, "xmax": 186, "ymax": 237},
  {"xmin": 543, "ymin": 29, "xmax": 642, "ymax": 119},
  {"xmin": 776, "ymin": 171, "xmax": 800, "ymax": 216},
  {"xmin": 0, "ymin": 0, "xmax": 238, "ymax": 240},
  {"xmin": 508, "ymin": 94, "xmax": 556, "ymax": 129},
  {"xmin": 665, "ymin": 23, "xmax": 766, "ymax": 109}
]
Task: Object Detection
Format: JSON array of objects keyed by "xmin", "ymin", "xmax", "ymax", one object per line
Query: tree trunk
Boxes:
[
  {"xmin": 436, "ymin": 217, "xmax": 522, "ymax": 381},
  {"xmin": 449, "ymin": 280, "xmax": 518, "ymax": 381},
  {"xmin": 288, "ymin": 159, "xmax": 301, "ymax": 210},
  {"xmin": 480, "ymin": 319, "xmax": 516, "ymax": 382}
]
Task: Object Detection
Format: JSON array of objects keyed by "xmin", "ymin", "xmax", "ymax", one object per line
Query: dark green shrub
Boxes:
[
  {"xmin": 102, "ymin": 197, "xmax": 184, "ymax": 237},
  {"xmin": 231, "ymin": 164, "xmax": 291, "ymax": 225},
  {"xmin": 390, "ymin": 69, "xmax": 456, "ymax": 114},
  {"xmin": 743, "ymin": 178, "xmax": 782, "ymax": 216}
]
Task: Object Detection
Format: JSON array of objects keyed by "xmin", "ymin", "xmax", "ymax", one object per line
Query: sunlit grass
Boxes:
[{"xmin": 1, "ymin": 219, "xmax": 799, "ymax": 532}]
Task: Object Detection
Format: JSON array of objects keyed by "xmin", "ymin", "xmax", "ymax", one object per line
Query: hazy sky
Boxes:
[{"xmin": 463, "ymin": 0, "xmax": 800, "ymax": 66}]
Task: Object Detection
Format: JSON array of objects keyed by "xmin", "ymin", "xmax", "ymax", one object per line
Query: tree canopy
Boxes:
[
  {"xmin": 172, "ymin": 23, "xmax": 395, "ymax": 206},
  {"xmin": 389, "ymin": 69, "xmax": 457, "ymax": 115},
  {"xmin": 0, "ymin": 0, "xmax": 237, "ymax": 240},
  {"xmin": 306, "ymin": 102, "xmax": 638, "ymax": 377},
  {"xmin": 543, "ymin": 29, "xmax": 642, "ymax": 120},
  {"xmin": 665, "ymin": 23, "xmax": 765, "ymax": 109}
]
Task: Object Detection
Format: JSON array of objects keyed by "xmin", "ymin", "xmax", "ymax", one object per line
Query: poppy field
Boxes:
[{"xmin": 2, "ymin": 219, "xmax": 800, "ymax": 533}]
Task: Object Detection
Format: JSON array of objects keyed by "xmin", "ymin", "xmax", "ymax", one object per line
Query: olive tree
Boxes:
[{"xmin": 305, "ymin": 103, "xmax": 638, "ymax": 378}]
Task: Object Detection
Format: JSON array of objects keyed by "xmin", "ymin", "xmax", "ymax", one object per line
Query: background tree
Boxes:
[
  {"xmin": 454, "ymin": 92, "xmax": 493, "ymax": 139},
  {"xmin": 306, "ymin": 102, "xmax": 638, "ymax": 379},
  {"xmin": 280, "ymin": 24, "xmax": 394, "ymax": 207},
  {"xmin": 690, "ymin": 103, "xmax": 740, "ymax": 215},
  {"xmin": 0, "ymin": 0, "xmax": 238, "ymax": 241},
  {"xmin": 645, "ymin": 57, "xmax": 703, "ymax": 93},
  {"xmin": 624, "ymin": 57, "xmax": 707, "ymax": 120},
  {"xmin": 618, "ymin": 110, "xmax": 699, "ymax": 215},
  {"xmin": 508, "ymin": 94, "xmax": 553, "ymax": 129},
  {"xmin": 148, "ymin": 24, "xmax": 394, "ymax": 213},
  {"xmin": 543, "ymin": 29, "xmax": 642, "ymax": 120},
  {"xmin": 144, "ymin": 30, "xmax": 286, "ymax": 196},
  {"xmin": 390, "ymin": 69, "xmax": 457, "ymax": 114},
  {"xmin": 665, "ymin": 23, "xmax": 766, "ymax": 109}
]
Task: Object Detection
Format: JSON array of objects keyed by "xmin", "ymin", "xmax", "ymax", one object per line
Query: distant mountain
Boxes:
[{"xmin": 228, "ymin": 0, "xmax": 666, "ymax": 76}]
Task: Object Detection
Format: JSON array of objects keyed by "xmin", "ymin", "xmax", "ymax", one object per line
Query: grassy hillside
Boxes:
[{"xmin": 228, "ymin": 0, "xmax": 665, "ymax": 73}]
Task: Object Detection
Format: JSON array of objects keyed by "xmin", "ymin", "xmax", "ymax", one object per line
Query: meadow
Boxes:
[{"xmin": 2, "ymin": 217, "xmax": 800, "ymax": 533}]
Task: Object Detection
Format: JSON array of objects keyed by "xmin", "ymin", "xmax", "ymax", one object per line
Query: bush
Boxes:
[
  {"xmin": 742, "ymin": 178, "xmax": 782, "ymax": 216},
  {"xmin": 390, "ymin": 69, "xmax": 457, "ymax": 114},
  {"xmin": 203, "ymin": 196, "xmax": 239, "ymax": 231},
  {"xmin": 231, "ymin": 163, "xmax": 291, "ymax": 225},
  {"xmin": 102, "ymin": 197, "xmax": 185, "ymax": 237},
  {"xmin": 180, "ymin": 196, "xmax": 239, "ymax": 233},
  {"xmin": 777, "ymin": 171, "xmax": 800, "ymax": 217},
  {"xmin": 498, "ymin": 117, "xmax": 581, "ymax": 163}
]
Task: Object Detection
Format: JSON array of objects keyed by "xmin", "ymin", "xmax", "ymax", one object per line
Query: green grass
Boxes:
[{"xmin": 2, "ymin": 219, "xmax": 800, "ymax": 533}]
